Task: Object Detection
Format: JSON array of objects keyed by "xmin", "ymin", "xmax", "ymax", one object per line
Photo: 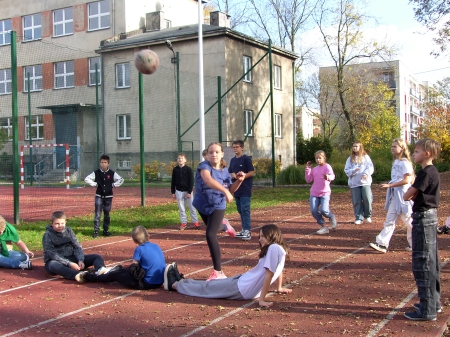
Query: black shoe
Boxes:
[
  {"xmin": 437, "ymin": 225, "xmax": 450, "ymax": 235},
  {"xmin": 404, "ymin": 310, "xmax": 436, "ymax": 321},
  {"xmin": 102, "ymin": 231, "xmax": 111, "ymax": 237},
  {"xmin": 164, "ymin": 263, "xmax": 178, "ymax": 291},
  {"xmin": 93, "ymin": 231, "xmax": 98, "ymax": 238},
  {"xmin": 83, "ymin": 272, "xmax": 98, "ymax": 282},
  {"xmin": 413, "ymin": 302, "xmax": 442, "ymax": 313},
  {"xmin": 172, "ymin": 262, "xmax": 184, "ymax": 281}
]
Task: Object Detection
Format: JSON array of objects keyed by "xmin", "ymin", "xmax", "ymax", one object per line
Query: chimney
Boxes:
[
  {"xmin": 146, "ymin": 11, "xmax": 164, "ymax": 31},
  {"xmin": 210, "ymin": 11, "xmax": 230, "ymax": 28}
]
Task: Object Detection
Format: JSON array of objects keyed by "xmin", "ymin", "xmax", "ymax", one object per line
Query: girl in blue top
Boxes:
[{"xmin": 193, "ymin": 142, "xmax": 245, "ymax": 281}]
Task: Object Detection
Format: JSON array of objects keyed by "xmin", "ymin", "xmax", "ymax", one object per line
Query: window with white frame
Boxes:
[
  {"xmin": 117, "ymin": 159, "xmax": 131, "ymax": 170},
  {"xmin": 54, "ymin": 61, "xmax": 74, "ymax": 89},
  {"xmin": 0, "ymin": 69, "xmax": 12, "ymax": 95},
  {"xmin": 117, "ymin": 114, "xmax": 131, "ymax": 140},
  {"xmin": 25, "ymin": 115, "xmax": 44, "ymax": 140},
  {"xmin": 23, "ymin": 14, "xmax": 42, "ymax": 41},
  {"xmin": 53, "ymin": 7, "xmax": 73, "ymax": 37},
  {"xmin": 23, "ymin": 65, "xmax": 43, "ymax": 91},
  {"xmin": 274, "ymin": 65, "xmax": 281, "ymax": 90},
  {"xmin": 275, "ymin": 114, "xmax": 282, "ymax": 138},
  {"xmin": 0, "ymin": 19, "xmax": 11, "ymax": 45},
  {"xmin": 116, "ymin": 63, "xmax": 130, "ymax": 88},
  {"xmin": 244, "ymin": 109, "xmax": 253, "ymax": 137},
  {"xmin": 88, "ymin": 1, "xmax": 110, "ymax": 31},
  {"xmin": 243, "ymin": 56, "xmax": 252, "ymax": 82},
  {"xmin": 0, "ymin": 117, "xmax": 13, "ymax": 138},
  {"xmin": 89, "ymin": 57, "xmax": 101, "ymax": 85}
]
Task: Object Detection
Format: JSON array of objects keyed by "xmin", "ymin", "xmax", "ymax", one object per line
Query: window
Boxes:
[
  {"xmin": 89, "ymin": 57, "xmax": 101, "ymax": 85},
  {"xmin": 0, "ymin": 19, "xmax": 11, "ymax": 45},
  {"xmin": 275, "ymin": 114, "xmax": 282, "ymax": 138},
  {"xmin": 165, "ymin": 20, "xmax": 172, "ymax": 28},
  {"xmin": 23, "ymin": 65, "xmax": 43, "ymax": 91},
  {"xmin": 0, "ymin": 69, "xmax": 12, "ymax": 94},
  {"xmin": 274, "ymin": 65, "xmax": 281, "ymax": 90},
  {"xmin": 54, "ymin": 61, "xmax": 74, "ymax": 89},
  {"xmin": 116, "ymin": 63, "xmax": 130, "ymax": 88},
  {"xmin": 117, "ymin": 159, "xmax": 131, "ymax": 169},
  {"xmin": 244, "ymin": 110, "xmax": 253, "ymax": 137},
  {"xmin": 53, "ymin": 7, "xmax": 73, "ymax": 37},
  {"xmin": 23, "ymin": 14, "xmax": 42, "ymax": 41},
  {"xmin": 25, "ymin": 115, "xmax": 44, "ymax": 140},
  {"xmin": 0, "ymin": 117, "xmax": 13, "ymax": 138},
  {"xmin": 243, "ymin": 56, "xmax": 252, "ymax": 82},
  {"xmin": 117, "ymin": 114, "xmax": 131, "ymax": 139},
  {"xmin": 88, "ymin": 1, "xmax": 110, "ymax": 31}
]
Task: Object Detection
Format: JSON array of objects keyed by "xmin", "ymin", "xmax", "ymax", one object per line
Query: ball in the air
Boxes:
[{"xmin": 134, "ymin": 49, "xmax": 159, "ymax": 75}]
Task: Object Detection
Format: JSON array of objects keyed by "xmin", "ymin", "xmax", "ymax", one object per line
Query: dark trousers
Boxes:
[
  {"xmin": 45, "ymin": 254, "xmax": 105, "ymax": 280},
  {"xmin": 199, "ymin": 209, "xmax": 226, "ymax": 271},
  {"xmin": 94, "ymin": 196, "xmax": 113, "ymax": 232},
  {"xmin": 97, "ymin": 267, "xmax": 162, "ymax": 290},
  {"xmin": 411, "ymin": 209, "xmax": 441, "ymax": 319}
]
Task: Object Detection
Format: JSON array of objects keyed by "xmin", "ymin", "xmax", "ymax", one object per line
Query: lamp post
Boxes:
[{"xmin": 165, "ymin": 40, "xmax": 181, "ymax": 152}]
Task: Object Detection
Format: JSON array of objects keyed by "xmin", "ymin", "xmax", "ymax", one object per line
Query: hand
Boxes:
[
  {"xmin": 26, "ymin": 251, "xmax": 34, "ymax": 258},
  {"xmin": 172, "ymin": 194, "xmax": 175, "ymax": 198},
  {"xmin": 277, "ymin": 288, "xmax": 292, "ymax": 294},
  {"xmin": 224, "ymin": 190, "xmax": 234, "ymax": 203},
  {"xmin": 78, "ymin": 261, "xmax": 85, "ymax": 270},
  {"xmin": 259, "ymin": 299, "xmax": 273, "ymax": 307},
  {"xmin": 235, "ymin": 171, "xmax": 246, "ymax": 181},
  {"xmin": 69, "ymin": 262, "xmax": 81, "ymax": 271},
  {"xmin": 323, "ymin": 174, "xmax": 328, "ymax": 180},
  {"xmin": 381, "ymin": 183, "xmax": 390, "ymax": 189},
  {"xmin": 186, "ymin": 193, "xmax": 191, "ymax": 198},
  {"xmin": 354, "ymin": 167, "xmax": 360, "ymax": 173},
  {"xmin": 361, "ymin": 174, "xmax": 367, "ymax": 181},
  {"xmin": 306, "ymin": 161, "xmax": 311, "ymax": 167}
]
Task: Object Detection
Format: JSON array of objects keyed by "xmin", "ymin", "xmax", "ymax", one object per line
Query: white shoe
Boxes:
[
  {"xmin": 405, "ymin": 246, "xmax": 412, "ymax": 251},
  {"xmin": 365, "ymin": 217, "xmax": 372, "ymax": 223},
  {"xmin": 355, "ymin": 220, "xmax": 363, "ymax": 225},
  {"xmin": 316, "ymin": 226, "xmax": 329, "ymax": 235}
]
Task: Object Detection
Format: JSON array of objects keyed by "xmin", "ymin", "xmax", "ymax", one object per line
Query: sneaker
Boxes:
[
  {"xmin": 164, "ymin": 263, "xmax": 178, "ymax": 291},
  {"xmin": 405, "ymin": 246, "xmax": 412, "ymax": 251},
  {"xmin": 179, "ymin": 223, "xmax": 187, "ymax": 230},
  {"xmin": 369, "ymin": 242, "xmax": 387, "ymax": 253},
  {"xmin": 355, "ymin": 220, "xmax": 363, "ymax": 225},
  {"xmin": 316, "ymin": 226, "xmax": 329, "ymax": 235},
  {"xmin": 193, "ymin": 222, "xmax": 200, "ymax": 229},
  {"xmin": 75, "ymin": 271, "xmax": 87, "ymax": 283},
  {"xmin": 330, "ymin": 215, "xmax": 338, "ymax": 230},
  {"xmin": 172, "ymin": 262, "xmax": 184, "ymax": 281},
  {"xmin": 102, "ymin": 231, "xmax": 111, "ymax": 237},
  {"xmin": 96, "ymin": 264, "xmax": 122, "ymax": 275},
  {"xmin": 437, "ymin": 225, "xmax": 450, "ymax": 235},
  {"xmin": 241, "ymin": 230, "xmax": 251, "ymax": 241},
  {"xmin": 365, "ymin": 217, "xmax": 372, "ymax": 223},
  {"xmin": 235, "ymin": 230, "xmax": 245, "ymax": 237},
  {"xmin": 404, "ymin": 310, "xmax": 436, "ymax": 321},
  {"xmin": 413, "ymin": 302, "xmax": 442, "ymax": 313},
  {"xmin": 93, "ymin": 231, "xmax": 99, "ymax": 238},
  {"xmin": 18, "ymin": 260, "xmax": 32, "ymax": 270},
  {"xmin": 222, "ymin": 218, "xmax": 236, "ymax": 238},
  {"xmin": 206, "ymin": 269, "xmax": 227, "ymax": 281}
]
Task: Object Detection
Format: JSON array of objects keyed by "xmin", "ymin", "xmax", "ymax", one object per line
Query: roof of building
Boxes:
[{"xmin": 97, "ymin": 24, "xmax": 298, "ymax": 60}]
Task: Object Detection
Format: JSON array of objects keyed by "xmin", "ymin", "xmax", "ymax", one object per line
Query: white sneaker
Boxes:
[
  {"xmin": 18, "ymin": 260, "xmax": 32, "ymax": 270},
  {"xmin": 405, "ymin": 246, "xmax": 412, "ymax": 251},
  {"xmin": 316, "ymin": 226, "xmax": 329, "ymax": 235},
  {"xmin": 365, "ymin": 217, "xmax": 372, "ymax": 223},
  {"xmin": 241, "ymin": 230, "xmax": 251, "ymax": 241},
  {"xmin": 355, "ymin": 220, "xmax": 363, "ymax": 225}
]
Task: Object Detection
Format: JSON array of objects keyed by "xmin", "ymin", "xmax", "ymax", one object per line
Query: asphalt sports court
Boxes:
[{"xmin": 2, "ymin": 181, "xmax": 450, "ymax": 336}]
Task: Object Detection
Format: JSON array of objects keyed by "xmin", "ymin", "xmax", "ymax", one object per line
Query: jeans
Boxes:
[
  {"xmin": 0, "ymin": 250, "xmax": 28, "ymax": 269},
  {"xmin": 309, "ymin": 195, "xmax": 333, "ymax": 226},
  {"xmin": 411, "ymin": 209, "xmax": 440, "ymax": 319},
  {"xmin": 94, "ymin": 196, "xmax": 113, "ymax": 232},
  {"xmin": 97, "ymin": 267, "xmax": 162, "ymax": 290},
  {"xmin": 175, "ymin": 190, "xmax": 198, "ymax": 223},
  {"xmin": 235, "ymin": 196, "xmax": 251, "ymax": 231},
  {"xmin": 45, "ymin": 254, "xmax": 105, "ymax": 280},
  {"xmin": 350, "ymin": 186, "xmax": 372, "ymax": 221}
]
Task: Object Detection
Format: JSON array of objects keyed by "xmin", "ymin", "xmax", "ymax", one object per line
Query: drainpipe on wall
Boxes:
[{"xmin": 112, "ymin": 0, "xmax": 115, "ymax": 36}]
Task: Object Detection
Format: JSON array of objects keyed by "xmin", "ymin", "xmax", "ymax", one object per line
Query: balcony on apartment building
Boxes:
[
  {"xmin": 410, "ymin": 105, "xmax": 421, "ymax": 115},
  {"xmin": 409, "ymin": 88, "xmax": 420, "ymax": 99},
  {"xmin": 410, "ymin": 122, "xmax": 419, "ymax": 130}
]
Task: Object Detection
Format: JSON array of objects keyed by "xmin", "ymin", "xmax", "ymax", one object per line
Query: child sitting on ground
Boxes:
[
  {"xmin": 43, "ymin": 211, "xmax": 119, "ymax": 283},
  {"xmin": 0, "ymin": 215, "xmax": 33, "ymax": 270},
  {"xmin": 81, "ymin": 225, "xmax": 166, "ymax": 289},
  {"xmin": 164, "ymin": 224, "xmax": 292, "ymax": 307}
]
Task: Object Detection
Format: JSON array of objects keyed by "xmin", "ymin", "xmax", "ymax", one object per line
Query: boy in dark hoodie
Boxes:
[{"xmin": 42, "ymin": 211, "xmax": 120, "ymax": 283}]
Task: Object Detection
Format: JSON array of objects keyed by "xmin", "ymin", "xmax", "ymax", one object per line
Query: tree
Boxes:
[
  {"xmin": 314, "ymin": 0, "xmax": 395, "ymax": 143},
  {"xmin": 410, "ymin": 0, "xmax": 450, "ymax": 57}
]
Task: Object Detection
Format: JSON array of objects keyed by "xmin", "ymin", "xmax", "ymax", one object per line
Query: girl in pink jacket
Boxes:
[{"xmin": 305, "ymin": 150, "xmax": 337, "ymax": 235}]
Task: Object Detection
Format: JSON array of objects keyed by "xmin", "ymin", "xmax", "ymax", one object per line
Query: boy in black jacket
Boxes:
[
  {"xmin": 171, "ymin": 153, "xmax": 199, "ymax": 230},
  {"xmin": 85, "ymin": 154, "xmax": 124, "ymax": 237}
]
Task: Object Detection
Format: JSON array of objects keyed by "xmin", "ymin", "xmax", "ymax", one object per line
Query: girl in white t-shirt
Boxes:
[
  {"xmin": 164, "ymin": 224, "xmax": 291, "ymax": 307},
  {"xmin": 370, "ymin": 138, "xmax": 414, "ymax": 253}
]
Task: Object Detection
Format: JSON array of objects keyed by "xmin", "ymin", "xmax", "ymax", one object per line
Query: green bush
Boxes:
[
  {"xmin": 296, "ymin": 134, "xmax": 333, "ymax": 164},
  {"xmin": 254, "ymin": 158, "xmax": 281, "ymax": 179},
  {"xmin": 132, "ymin": 161, "xmax": 164, "ymax": 182},
  {"xmin": 276, "ymin": 165, "xmax": 305, "ymax": 185}
]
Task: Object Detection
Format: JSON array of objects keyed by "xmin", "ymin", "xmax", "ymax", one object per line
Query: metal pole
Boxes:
[
  {"xmin": 218, "ymin": 76, "xmax": 222, "ymax": 143},
  {"xmin": 27, "ymin": 72, "xmax": 33, "ymax": 186},
  {"xmin": 198, "ymin": 0, "xmax": 205, "ymax": 160},
  {"xmin": 269, "ymin": 39, "xmax": 275, "ymax": 187},
  {"xmin": 11, "ymin": 31, "xmax": 19, "ymax": 224},
  {"xmin": 95, "ymin": 63, "xmax": 100, "ymax": 159},
  {"xmin": 176, "ymin": 52, "xmax": 181, "ymax": 152},
  {"xmin": 138, "ymin": 72, "xmax": 146, "ymax": 206}
]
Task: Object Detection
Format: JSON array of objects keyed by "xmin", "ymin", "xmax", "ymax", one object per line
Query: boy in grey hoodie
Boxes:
[{"xmin": 43, "ymin": 211, "xmax": 119, "ymax": 282}]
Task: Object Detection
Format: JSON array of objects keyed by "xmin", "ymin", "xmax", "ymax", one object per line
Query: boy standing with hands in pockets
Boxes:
[{"xmin": 403, "ymin": 139, "xmax": 441, "ymax": 321}]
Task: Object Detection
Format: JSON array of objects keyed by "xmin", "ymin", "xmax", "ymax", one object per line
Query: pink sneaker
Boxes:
[
  {"xmin": 206, "ymin": 269, "xmax": 227, "ymax": 281},
  {"xmin": 222, "ymin": 218, "xmax": 236, "ymax": 238}
]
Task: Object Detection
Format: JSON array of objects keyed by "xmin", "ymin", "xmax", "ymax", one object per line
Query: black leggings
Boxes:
[
  {"xmin": 199, "ymin": 209, "xmax": 226, "ymax": 271},
  {"xmin": 97, "ymin": 267, "xmax": 161, "ymax": 290}
]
